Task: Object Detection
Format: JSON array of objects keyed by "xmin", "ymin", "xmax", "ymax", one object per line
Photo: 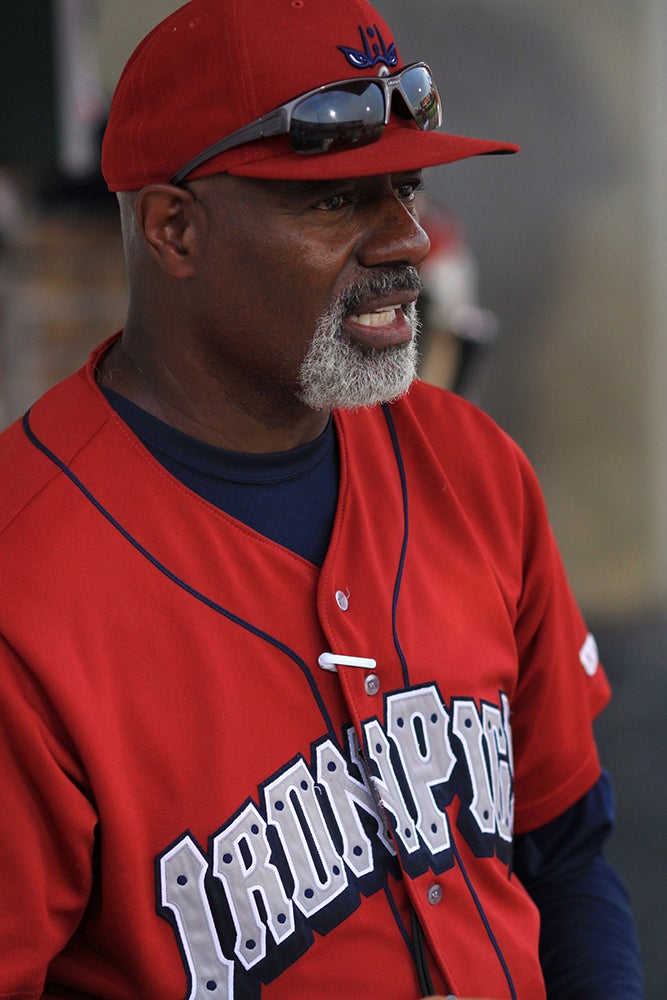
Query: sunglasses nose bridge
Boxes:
[{"xmin": 388, "ymin": 85, "xmax": 413, "ymax": 123}]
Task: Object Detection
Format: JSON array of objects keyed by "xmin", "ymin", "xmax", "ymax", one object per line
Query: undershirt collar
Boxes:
[{"xmin": 101, "ymin": 387, "xmax": 339, "ymax": 567}]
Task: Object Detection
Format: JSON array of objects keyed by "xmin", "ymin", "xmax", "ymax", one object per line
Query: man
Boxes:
[{"xmin": 0, "ymin": 1, "xmax": 643, "ymax": 998}]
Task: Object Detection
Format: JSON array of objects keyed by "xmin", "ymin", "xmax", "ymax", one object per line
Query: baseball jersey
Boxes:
[{"xmin": 0, "ymin": 337, "xmax": 610, "ymax": 1000}]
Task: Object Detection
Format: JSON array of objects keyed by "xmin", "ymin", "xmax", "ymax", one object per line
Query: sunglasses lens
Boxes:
[
  {"xmin": 290, "ymin": 81, "xmax": 386, "ymax": 153},
  {"xmin": 400, "ymin": 65, "xmax": 441, "ymax": 130}
]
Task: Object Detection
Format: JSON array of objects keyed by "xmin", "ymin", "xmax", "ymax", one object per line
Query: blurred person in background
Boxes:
[{"xmin": 416, "ymin": 195, "xmax": 499, "ymax": 398}]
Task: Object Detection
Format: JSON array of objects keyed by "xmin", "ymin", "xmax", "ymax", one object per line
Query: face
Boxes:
[{"xmin": 185, "ymin": 170, "xmax": 430, "ymax": 415}]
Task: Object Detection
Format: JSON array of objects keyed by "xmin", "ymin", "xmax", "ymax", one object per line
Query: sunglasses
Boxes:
[{"xmin": 170, "ymin": 63, "xmax": 442, "ymax": 184}]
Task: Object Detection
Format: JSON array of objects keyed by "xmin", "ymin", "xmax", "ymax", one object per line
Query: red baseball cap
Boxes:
[{"xmin": 101, "ymin": 0, "xmax": 518, "ymax": 192}]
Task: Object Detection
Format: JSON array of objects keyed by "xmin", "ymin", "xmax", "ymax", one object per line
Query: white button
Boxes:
[
  {"xmin": 364, "ymin": 674, "xmax": 380, "ymax": 696},
  {"xmin": 427, "ymin": 883, "xmax": 443, "ymax": 905},
  {"xmin": 335, "ymin": 590, "xmax": 349, "ymax": 611}
]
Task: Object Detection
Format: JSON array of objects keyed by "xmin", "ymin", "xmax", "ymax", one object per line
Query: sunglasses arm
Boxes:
[{"xmin": 169, "ymin": 107, "xmax": 290, "ymax": 185}]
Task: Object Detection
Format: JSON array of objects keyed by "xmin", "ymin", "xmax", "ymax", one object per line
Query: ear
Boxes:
[{"xmin": 134, "ymin": 184, "xmax": 199, "ymax": 278}]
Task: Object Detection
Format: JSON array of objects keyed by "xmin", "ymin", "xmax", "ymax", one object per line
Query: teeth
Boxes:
[{"xmin": 351, "ymin": 307, "xmax": 398, "ymax": 327}]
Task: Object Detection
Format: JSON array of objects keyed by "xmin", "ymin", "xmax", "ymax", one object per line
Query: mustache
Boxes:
[{"xmin": 337, "ymin": 267, "xmax": 422, "ymax": 314}]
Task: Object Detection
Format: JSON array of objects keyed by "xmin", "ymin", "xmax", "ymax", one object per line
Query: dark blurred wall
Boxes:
[{"xmin": 0, "ymin": 7, "xmax": 58, "ymax": 168}]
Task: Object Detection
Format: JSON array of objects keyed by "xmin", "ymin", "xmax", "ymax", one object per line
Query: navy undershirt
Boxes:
[
  {"xmin": 102, "ymin": 386, "xmax": 643, "ymax": 998},
  {"xmin": 102, "ymin": 387, "xmax": 338, "ymax": 567}
]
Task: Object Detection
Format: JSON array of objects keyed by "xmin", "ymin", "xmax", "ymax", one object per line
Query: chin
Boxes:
[{"xmin": 298, "ymin": 348, "xmax": 418, "ymax": 412}]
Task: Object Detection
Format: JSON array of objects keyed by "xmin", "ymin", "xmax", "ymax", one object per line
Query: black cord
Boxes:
[{"xmin": 411, "ymin": 907, "xmax": 435, "ymax": 997}]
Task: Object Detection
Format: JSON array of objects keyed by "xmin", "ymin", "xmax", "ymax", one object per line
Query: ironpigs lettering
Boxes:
[{"xmin": 157, "ymin": 684, "xmax": 513, "ymax": 998}]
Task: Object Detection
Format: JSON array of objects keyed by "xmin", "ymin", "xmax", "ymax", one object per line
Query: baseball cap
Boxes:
[{"xmin": 101, "ymin": 0, "xmax": 519, "ymax": 192}]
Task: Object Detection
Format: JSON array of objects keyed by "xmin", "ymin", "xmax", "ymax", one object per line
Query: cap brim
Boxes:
[{"xmin": 217, "ymin": 121, "xmax": 519, "ymax": 182}]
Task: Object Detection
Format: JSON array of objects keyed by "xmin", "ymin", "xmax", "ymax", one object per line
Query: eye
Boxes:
[
  {"xmin": 395, "ymin": 178, "xmax": 423, "ymax": 203},
  {"xmin": 314, "ymin": 192, "xmax": 351, "ymax": 212}
]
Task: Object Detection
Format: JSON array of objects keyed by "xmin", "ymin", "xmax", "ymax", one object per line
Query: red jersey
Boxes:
[{"xmin": 0, "ymin": 341, "xmax": 610, "ymax": 999}]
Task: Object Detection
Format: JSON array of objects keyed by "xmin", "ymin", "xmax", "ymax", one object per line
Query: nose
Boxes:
[{"xmin": 356, "ymin": 192, "xmax": 431, "ymax": 269}]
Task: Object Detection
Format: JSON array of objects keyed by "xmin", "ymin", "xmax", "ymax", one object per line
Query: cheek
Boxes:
[
  {"xmin": 204, "ymin": 211, "xmax": 357, "ymax": 349},
  {"xmin": 243, "ymin": 239, "xmax": 345, "ymax": 325}
]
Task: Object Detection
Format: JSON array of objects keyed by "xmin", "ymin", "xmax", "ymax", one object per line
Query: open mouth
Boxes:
[
  {"xmin": 344, "ymin": 302, "xmax": 415, "ymax": 348},
  {"xmin": 349, "ymin": 305, "xmax": 402, "ymax": 327},
  {"xmin": 338, "ymin": 268, "xmax": 421, "ymax": 348}
]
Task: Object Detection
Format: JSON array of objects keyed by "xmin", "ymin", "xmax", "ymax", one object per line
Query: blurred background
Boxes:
[{"xmin": 1, "ymin": 2, "xmax": 665, "ymax": 995}]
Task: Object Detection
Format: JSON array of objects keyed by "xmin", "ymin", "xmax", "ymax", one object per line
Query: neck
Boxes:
[{"xmin": 96, "ymin": 333, "xmax": 331, "ymax": 453}]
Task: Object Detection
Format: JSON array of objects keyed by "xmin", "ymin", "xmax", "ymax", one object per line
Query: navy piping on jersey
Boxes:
[
  {"xmin": 381, "ymin": 405, "xmax": 412, "ymax": 690},
  {"xmin": 21, "ymin": 408, "xmax": 336, "ymax": 739},
  {"xmin": 381, "ymin": 404, "xmax": 517, "ymax": 1000}
]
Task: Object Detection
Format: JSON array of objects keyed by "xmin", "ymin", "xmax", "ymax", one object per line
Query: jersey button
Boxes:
[
  {"xmin": 427, "ymin": 882, "xmax": 443, "ymax": 905},
  {"xmin": 335, "ymin": 589, "xmax": 349, "ymax": 611},
  {"xmin": 364, "ymin": 674, "xmax": 380, "ymax": 696}
]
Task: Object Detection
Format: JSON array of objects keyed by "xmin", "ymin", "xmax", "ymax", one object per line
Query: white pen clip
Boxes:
[{"xmin": 318, "ymin": 652, "xmax": 377, "ymax": 673}]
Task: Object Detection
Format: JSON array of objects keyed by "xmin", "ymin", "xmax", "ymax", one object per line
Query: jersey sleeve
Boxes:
[
  {"xmin": 0, "ymin": 635, "xmax": 97, "ymax": 998},
  {"xmin": 509, "ymin": 444, "xmax": 611, "ymax": 833}
]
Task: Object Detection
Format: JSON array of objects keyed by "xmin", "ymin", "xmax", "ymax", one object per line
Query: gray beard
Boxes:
[{"xmin": 296, "ymin": 269, "xmax": 421, "ymax": 411}]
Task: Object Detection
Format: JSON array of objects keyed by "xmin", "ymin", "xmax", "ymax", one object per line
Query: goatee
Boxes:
[{"xmin": 297, "ymin": 268, "xmax": 421, "ymax": 411}]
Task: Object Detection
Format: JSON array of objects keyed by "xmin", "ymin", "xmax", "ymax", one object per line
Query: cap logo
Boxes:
[{"xmin": 338, "ymin": 24, "xmax": 398, "ymax": 71}]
